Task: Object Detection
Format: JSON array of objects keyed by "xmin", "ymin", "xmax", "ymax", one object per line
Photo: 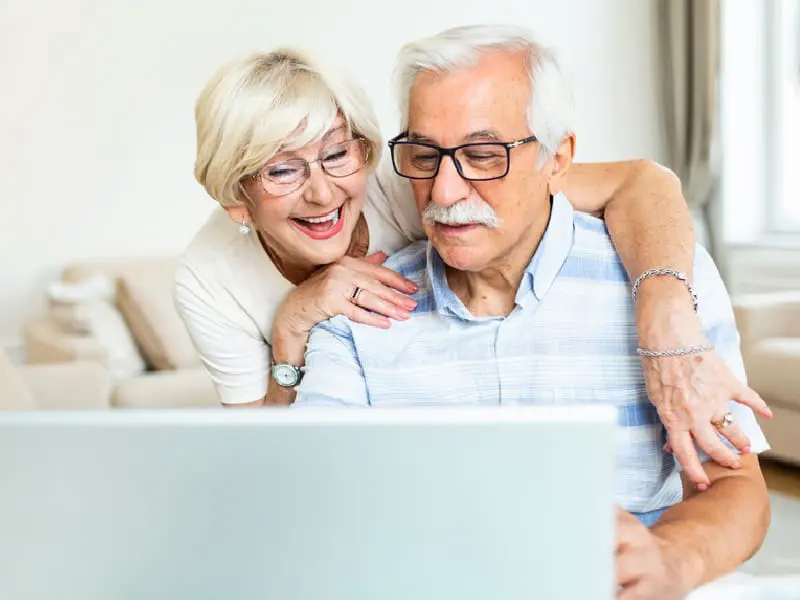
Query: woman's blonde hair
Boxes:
[{"xmin": 194, "ymin": 48, "xmax": 382, "ymax": 208}]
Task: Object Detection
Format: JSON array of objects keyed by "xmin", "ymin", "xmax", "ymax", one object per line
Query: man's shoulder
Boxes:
[
  {"xmin": 557, "ymin": 212, "xmax": 628, "ymax": 285},
  {"xmin": 571, "ymin": 212, "xmax": 616, "ymax": 252},
  {"xmin": 383, "ymin": 240, "xmax": 429, "ymax": 278}
]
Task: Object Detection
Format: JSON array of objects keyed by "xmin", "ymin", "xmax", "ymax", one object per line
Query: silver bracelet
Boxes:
[
  {"xmin": 636, "ymin": 344, "xmax": 714, "ymax": 358},
  {"xmin": 631, "ymin": 268, "xmax": 698, "ymax": 313}
]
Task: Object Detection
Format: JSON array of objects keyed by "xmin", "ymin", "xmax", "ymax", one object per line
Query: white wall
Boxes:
[{"xmin": 0, "ymin": 0, "xmax": 666, "ymax": 344}]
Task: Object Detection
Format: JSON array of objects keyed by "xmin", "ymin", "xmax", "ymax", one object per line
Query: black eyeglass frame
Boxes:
[{"xmin": 387, "ymin": 131, "xmax": 539, "ymax": 181}]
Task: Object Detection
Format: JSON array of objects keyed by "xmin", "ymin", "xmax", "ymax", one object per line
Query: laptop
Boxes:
[{"xmin": 0, "ymin": 406, "xmax": 616, "ymax": 600}]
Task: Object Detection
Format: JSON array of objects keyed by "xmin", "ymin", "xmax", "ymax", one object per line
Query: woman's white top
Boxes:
[{"xmin": 174, "ymin": 160, "xmax": 422, "ymax": 404}]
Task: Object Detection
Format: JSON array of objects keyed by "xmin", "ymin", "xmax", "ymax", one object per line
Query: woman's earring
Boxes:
[{"xmin": 239, "ymin": 219, "xmax": 251, "ymax": 235}]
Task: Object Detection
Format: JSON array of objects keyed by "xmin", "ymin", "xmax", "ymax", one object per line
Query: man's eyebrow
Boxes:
[
  {"xmin": 406, "ymin": 130, "xmax": 502, "ymax": 145},
  {"xmin": 407, "ymin": 131, "xmax": 434, "ymax": 143},
  {"xmin": 463, "ymin": 130, "xmax": 501, "ymax": 142}
]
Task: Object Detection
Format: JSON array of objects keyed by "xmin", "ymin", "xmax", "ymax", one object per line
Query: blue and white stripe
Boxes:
[{"xmin": 296, "ymin": 193, "xmax": 769, "ymax": 513}]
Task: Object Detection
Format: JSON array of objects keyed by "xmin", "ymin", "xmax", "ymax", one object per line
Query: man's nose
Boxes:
[
  {"xmin": 304, "ymin": 163, "xmax": 334, "ymax": 206},
  {"xmin": 431, "ymin": 155, "xmax": 471, "ymax": 207}
]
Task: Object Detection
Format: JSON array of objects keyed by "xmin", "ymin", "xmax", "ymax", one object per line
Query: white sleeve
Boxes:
[
  {"xmin": 174, "ymin": 263, "xmax": 270, "ymax": 405},
  {"xmin": 368, "ymin": 154, "xmax": 426, "ymax": 243}
]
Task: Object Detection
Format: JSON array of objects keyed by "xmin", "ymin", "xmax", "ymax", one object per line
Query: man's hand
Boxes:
[{"xmin": 616, "ymin": 508, "xmax": 689, "ymax": 600}]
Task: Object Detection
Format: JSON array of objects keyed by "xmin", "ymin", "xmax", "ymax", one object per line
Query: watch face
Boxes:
[{"xmin": 273, "ymin": 364, "xmax": 299, "ymax": 387}]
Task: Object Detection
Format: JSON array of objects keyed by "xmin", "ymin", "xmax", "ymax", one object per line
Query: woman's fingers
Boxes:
[
  {"xmin": 367, "ymin": 282, "xmax": 417, "ymax": 312},
  {"xmin": 717, "ymin": 420, "xmax": 751, "ymax": 454},
  {"xmin": 347, "ymin": 303, "xmax": 392, "ymax": 329},
  {"xmin": 668, "ymin": 431, "xmax": 710, "ymax": 489},
  {"xmin": 733, "ymin": 383, "xmax": 773, "ymax": 419},
  {"xmin": 354, "ymin": 261, "xmax": 418, "ymax": 295},
  {"xmin": 363, "ymin": 251, "xmax": 388, "ymax": 265},
  {"xmin": 692, "ymin": 421, "xmax": 741, "ymax": 469},
  {"xmin": 349, "ymin": 286, "xmax": 413, "ymax": 321}
]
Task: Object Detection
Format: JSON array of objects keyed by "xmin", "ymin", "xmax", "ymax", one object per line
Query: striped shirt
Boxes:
[{"xmin": 295, "ymin": 192, "xmax": 769, "ymax": 513}]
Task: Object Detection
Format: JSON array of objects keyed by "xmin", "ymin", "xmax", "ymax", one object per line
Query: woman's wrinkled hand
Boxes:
[
  {"xmin": 640, "ymin": 349, "xmax": 771, "ymax": 489},
  {"xmin": 276, "ymin": 251, "xmax": 418, "ymax": 335},
  {"xmin": 636, "ymin": 287, "xmax": 772, "ymax": 490}
]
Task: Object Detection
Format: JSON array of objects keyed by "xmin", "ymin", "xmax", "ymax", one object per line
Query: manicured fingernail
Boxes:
[
  {"xmin": 408, "ymin": 283, "xmax": 419, "ymax": 292},
  {"xmin": 395, "ymin": 310, "xmax": 412, "ymax": 320},
  {"xmin": 766, "ymin": 408, "xmax": 774, "ymax": 418},
  {"xmin": 743, "ymin": 446, "xmax": 751, "ymax": 454},
  {"xmin": 697, "ymin": 483, "xmax": 708, "ymax": 492},
  {"xmin": 402, "ymin": 298, "xmax": 417, "ymax": 309}
]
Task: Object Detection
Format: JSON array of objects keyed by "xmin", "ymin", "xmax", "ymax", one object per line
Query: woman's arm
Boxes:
[
  {"xmin": 562, "ymin": 160, "xmax": 771, "ymax": 489},
  {"xmin": 267, "ymin": 253, "xmax": 418, "ymax": 404},
  {"xmin": 562, "ymin": 160, "xmax": 694, "ymax": 280},
  {"xmin": 174, "ymin": 264, "xmax": 272, "ymax": 407}
]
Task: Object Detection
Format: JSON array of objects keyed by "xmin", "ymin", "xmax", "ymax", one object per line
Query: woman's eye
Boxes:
[
  {"xmin": 323, "ymin": 150, "xmax": 348, "ymax": 162},
  {"xmin": 267, "ymin": 166, "xmax": 299, "ymax": 179}
]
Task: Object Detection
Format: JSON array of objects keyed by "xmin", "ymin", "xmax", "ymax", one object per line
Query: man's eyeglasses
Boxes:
[
  {"xmin": 248, "ymin": 138, "xmax": 370, "ymax": 197},
  {"xmin": 388, "ymin": 132, "xmax": 538, "ymax": 181}
]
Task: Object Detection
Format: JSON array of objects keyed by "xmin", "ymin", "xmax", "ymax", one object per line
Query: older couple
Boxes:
[{"xmin": 178, "ymin": 24, "xmax": 771, "ymax": 598}]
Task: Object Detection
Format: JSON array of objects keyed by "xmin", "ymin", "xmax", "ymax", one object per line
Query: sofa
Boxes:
[
  {"xmin": 733, "ymin": 291, "xmax": 800, "ymax": 465},
  {"xmin": 0, "ymin": 347, "xmax": 112, "ymax": 411},
  {"xmin": 23, "ymin": 258, "xmax": 218, "ymax": 409}
]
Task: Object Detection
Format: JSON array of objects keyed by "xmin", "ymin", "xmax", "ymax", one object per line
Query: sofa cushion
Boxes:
[
  {"xmin": 115, "ymin": 261, "xmax": 201, "ymax": 371},
  {"xmin": 112, "ymin": 368, "xmax": 219, "ymax": 408},
  {"xmin": 47, "ymin": 275, "xmax": 146, "ymax": 379},
  {"xmin": 746, "ymin": 337, "xmax": 800, "ymax": 410},
  {"xmin": 0, "ymin": 350, "xmax": 36, "ymax": 410}
]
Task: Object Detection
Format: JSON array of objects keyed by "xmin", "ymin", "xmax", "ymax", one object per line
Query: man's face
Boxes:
[{"xmin": 405, "ymin": 50, "xmax": 554, "ymax": 272}]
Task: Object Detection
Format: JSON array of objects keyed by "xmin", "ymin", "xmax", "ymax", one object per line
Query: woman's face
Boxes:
[{"xmin": 236, "ymin": 117, "xmax": 370, "ymax": 269}]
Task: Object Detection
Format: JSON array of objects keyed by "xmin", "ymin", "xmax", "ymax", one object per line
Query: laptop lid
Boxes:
[{"xmin": 0, "ymin": 406, "xmax": 616, "ymax": 600}]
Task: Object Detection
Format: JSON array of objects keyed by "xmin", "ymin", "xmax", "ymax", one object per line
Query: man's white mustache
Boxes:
[{"xmin": 422, "ymin": 198, "xmax": 500, "ymax": 228}]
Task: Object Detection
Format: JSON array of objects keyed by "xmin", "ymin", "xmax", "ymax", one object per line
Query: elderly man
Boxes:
[{"xmin": 294, "ymin": 25, "xmax": 770, "ymax": 598}]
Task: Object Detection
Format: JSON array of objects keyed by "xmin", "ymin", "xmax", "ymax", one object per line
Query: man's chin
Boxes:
[{"xmin": 435, "ymin": 244, "xmax": 488, "ymax": 272}]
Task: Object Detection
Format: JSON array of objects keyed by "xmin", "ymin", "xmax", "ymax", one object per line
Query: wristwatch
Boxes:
[{"xmin": 271, "ymin": 363, "xmax": 305, "ymax": 388}]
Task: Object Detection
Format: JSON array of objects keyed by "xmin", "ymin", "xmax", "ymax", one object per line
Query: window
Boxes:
[{"xmin": 767, "ymin": 0, "xmax": 800, "ymax": 230}]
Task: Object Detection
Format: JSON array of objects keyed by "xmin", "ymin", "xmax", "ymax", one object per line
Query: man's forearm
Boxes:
[{"xmin": 652, "ymin": 461, "xmax": 770, "ymax": 590}]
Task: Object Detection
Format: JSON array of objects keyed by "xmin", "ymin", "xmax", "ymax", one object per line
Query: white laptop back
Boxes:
[{"xmin": 0, "ymin": 406, "xmax": 616, "ymax": 600}]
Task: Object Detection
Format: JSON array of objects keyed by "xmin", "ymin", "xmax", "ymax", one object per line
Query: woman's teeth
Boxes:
[{"xmin": 295, "ymin": 208, "xmax": 340, "ymax": 225}]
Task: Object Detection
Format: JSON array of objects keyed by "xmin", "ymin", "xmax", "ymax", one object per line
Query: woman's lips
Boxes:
[{"xmin": 291, "ymin": 206, "xmax": 345, "ymax": 240}]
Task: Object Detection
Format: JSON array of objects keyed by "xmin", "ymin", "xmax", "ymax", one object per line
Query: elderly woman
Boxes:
[{"xmin": 175, "ymin": 48, "xmax": 770, "ymax": 488}]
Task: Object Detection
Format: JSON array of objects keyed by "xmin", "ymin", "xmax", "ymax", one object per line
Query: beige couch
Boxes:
[
  {"xmin": 0, "ymin": 347, "xmax": 112, "ymax": 411},
  {"xmin": 734, "ymin": 291, "xmax": 800, "ymax": 465},
  {"xmin": 23, "ymin": 258, "xmax": 218, "ymax": 409}
]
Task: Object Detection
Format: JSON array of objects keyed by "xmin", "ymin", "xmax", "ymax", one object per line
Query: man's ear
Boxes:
[{"xmin": 546, "ymin": 133, "xmax": 576, "ymax": 196}]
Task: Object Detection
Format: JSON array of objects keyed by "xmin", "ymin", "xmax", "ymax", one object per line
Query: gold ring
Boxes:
[
  {"xmin": 712, "ymin": 412, "xmax": 735, "ymax": 430},
  {"xmin": 351, "ymin": 286, "xmax": 364, "ymax": 305}
]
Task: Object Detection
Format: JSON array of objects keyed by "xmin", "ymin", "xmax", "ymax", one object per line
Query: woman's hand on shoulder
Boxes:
[{"xmin": 276, "ymin": 251, "xmax": 418, "ymax": 336}]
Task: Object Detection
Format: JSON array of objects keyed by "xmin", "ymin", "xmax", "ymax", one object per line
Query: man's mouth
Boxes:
[
  {"xmin": 291, "ymin": 206, "xmax": 345, "ymax": 240},
  {"xmin": 434, "ymin": 221, "xmax": 484, "ymax": 235}
]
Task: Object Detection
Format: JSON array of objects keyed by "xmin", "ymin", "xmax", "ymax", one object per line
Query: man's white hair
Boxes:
[{"xmin": 394, "ymin": 24, "xmax": 574, "ymax": 161}]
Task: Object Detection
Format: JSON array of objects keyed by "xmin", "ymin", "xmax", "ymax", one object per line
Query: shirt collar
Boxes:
[{"xmin": 425, "ymin": 192, "xmax": 575, "ymax": 319}]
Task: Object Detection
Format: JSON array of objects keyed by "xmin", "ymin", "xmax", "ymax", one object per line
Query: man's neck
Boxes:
[{"xmin": 446, "ymin": 206, "xmax": 551, "ymax": 318}]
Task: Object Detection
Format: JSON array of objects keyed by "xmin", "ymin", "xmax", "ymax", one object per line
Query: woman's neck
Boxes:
[{"xmin": 261, "ymin": 213, "xmax": 370, "ymax": 285}]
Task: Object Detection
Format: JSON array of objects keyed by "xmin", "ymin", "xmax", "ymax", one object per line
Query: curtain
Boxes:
[{"xmin": 658, "ymin": 0, "xmax": 722, "ymax": 261}]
